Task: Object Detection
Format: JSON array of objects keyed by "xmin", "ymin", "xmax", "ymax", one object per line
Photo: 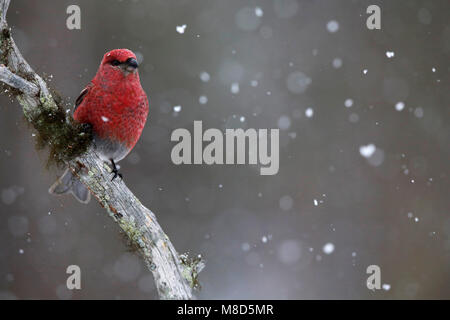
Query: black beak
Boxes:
[{"xmin": 126, "ymin": 58, "xmax": 138, "ymax": 69}]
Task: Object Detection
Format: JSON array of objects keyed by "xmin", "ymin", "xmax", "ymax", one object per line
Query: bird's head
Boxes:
[{"xmin": 100, "ymin": 49, "xmax": 139, "ymax": 78}]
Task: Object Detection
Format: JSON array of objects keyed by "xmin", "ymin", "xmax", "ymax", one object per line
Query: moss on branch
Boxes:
[{"xmin": 28, "ymin": 96, "xmax": 93, "ymax": 168}]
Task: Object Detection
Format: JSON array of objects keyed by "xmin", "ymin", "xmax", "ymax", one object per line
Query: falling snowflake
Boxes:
[
  {"xmin": 199, "ymin": 71, "xmax": 210, "ymax": 82},
  {"xmin": 323, "ymin": 243, "xmax": 335, "ymax": 254},
  {"xmin": 199, "ymin": 95, "xmax": 208, "ymax": 104},
  {"xmin": 386, "ymin": 51, "xmax": 395, "ymax": 58},
  {"xmin": 359, "ymin": 144, "xmax": 376, "ymax": 158},
  {"xmin": 326, "ymin": 20, "xmax": 339, "ymax": 33},
  {"xmin": 344, "ymin": 99, "xmax": 354, "ymax": 108},
  {"xmin": 395, "ymin": 102, "xmax": 405, "ymax": 111},
  {"xmin": 176, "ymin": 24, "xmax": 187, "ymax": 34},
  {"xmin": 231, "ymin": 83, "xmax": 240, "ymax": 94}
]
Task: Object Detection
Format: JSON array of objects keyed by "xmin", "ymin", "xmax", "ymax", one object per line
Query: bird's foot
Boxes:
[{"xmin": 110, "ymin": 159, "xmax": 123, "ymax": 181}]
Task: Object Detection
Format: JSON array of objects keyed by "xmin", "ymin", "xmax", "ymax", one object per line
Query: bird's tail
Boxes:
[{"xmin": 48, "ymin": 168, "xmax": 91, "ymax": 204}]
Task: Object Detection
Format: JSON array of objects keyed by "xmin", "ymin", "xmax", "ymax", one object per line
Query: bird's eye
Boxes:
[{"xmin": 111, "ymin": 60, "xmax": 121, "ymax": 66}]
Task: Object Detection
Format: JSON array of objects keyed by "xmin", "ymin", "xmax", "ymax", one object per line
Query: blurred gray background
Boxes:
[{"xmin": 0, "ymin": 0, "xmax": 449, "ymax": 299}]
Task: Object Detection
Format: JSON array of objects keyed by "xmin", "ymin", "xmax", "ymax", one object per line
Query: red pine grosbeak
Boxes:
[{"xmin": 49, "ymin": 49, "xmax": 149, "ymax": 203}]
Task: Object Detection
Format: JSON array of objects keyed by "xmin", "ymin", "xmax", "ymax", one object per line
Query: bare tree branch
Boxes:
[
  {"xmin": 0, "ymin": 0, "xmax": 203, "ymax": 300},
  {"xmin": 0, "ymin": 64, "xmax": 38, "ymax": 95}
]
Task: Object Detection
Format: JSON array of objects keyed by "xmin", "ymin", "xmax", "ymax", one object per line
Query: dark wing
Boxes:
[{"xmin": 73, "ymin": 83, "xmax": 92, "ymax": 114}]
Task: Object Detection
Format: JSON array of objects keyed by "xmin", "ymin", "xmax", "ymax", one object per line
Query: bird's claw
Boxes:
[
  {"xmin": 111, "ymin": 170, "xmax": 123, "ymax": 181},
  {"xmin": 110, "ymin": 159, "xmax": 123, "ymax": 181}
]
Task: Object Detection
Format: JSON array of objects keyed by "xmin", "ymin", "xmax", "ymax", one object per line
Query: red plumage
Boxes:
[
  {"xmin": 49, "ymin": 49, "xmax": 149, "ymax": 203},
  {"xmin": 74, "ymin": 49, "xmax": 149, "ymax": 152}
]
